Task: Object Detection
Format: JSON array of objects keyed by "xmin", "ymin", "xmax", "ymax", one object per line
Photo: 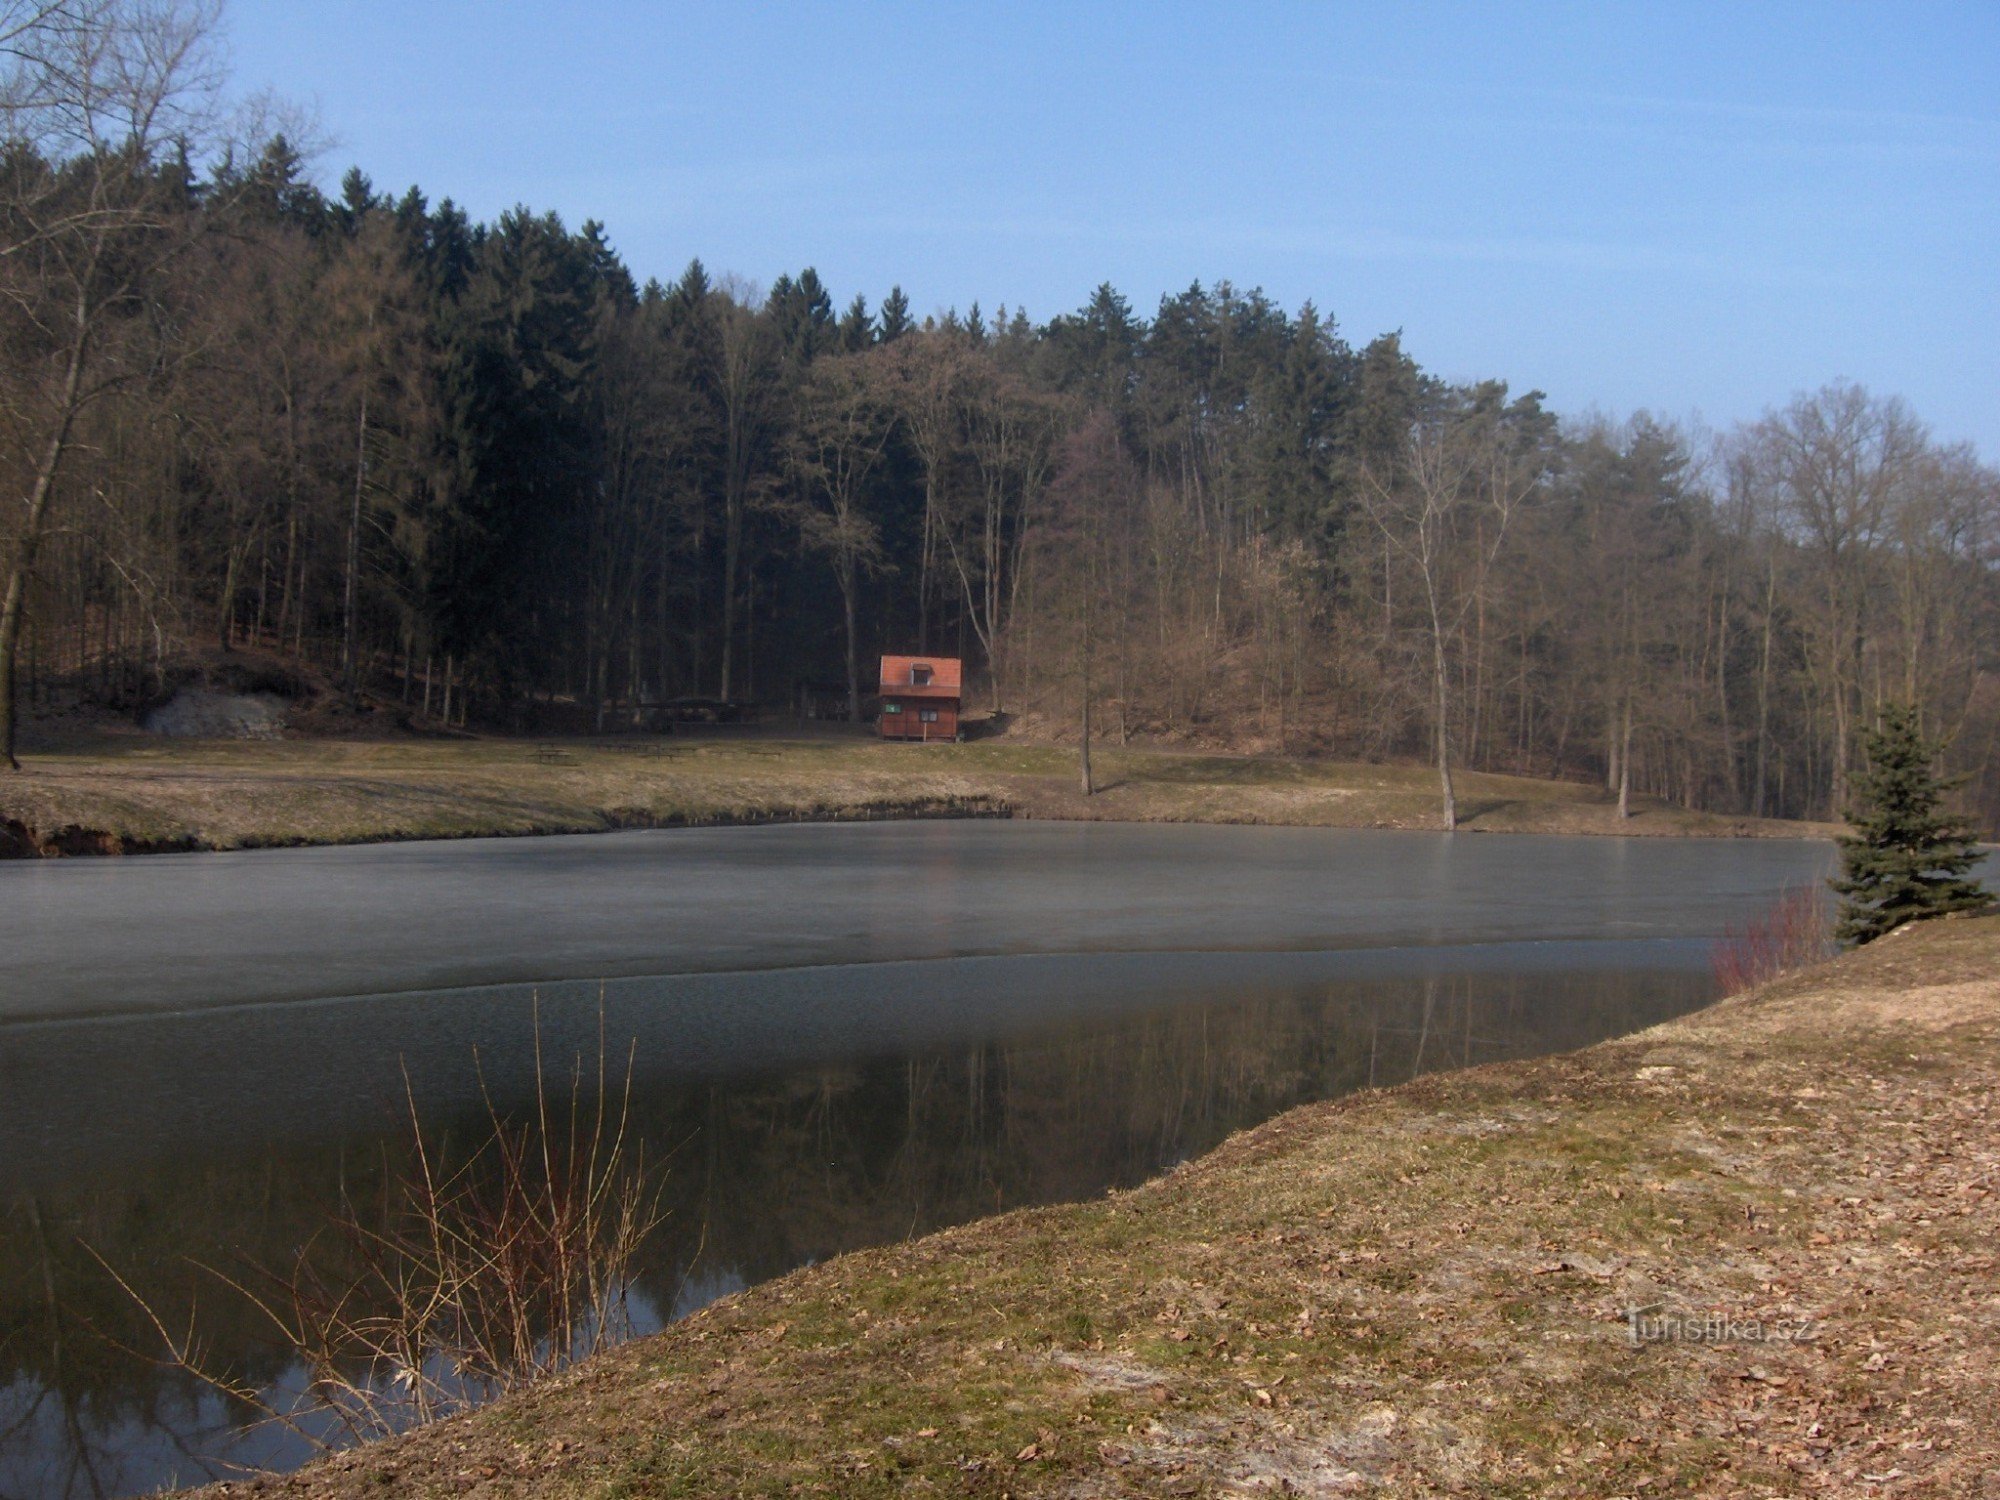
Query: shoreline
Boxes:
[
  {"xmin": 191, "ymin": 914, "xmax": 2000, "ymax": 1497},
  {"xmin": 0, "ymin": 734, "xmax": 1838, "ymax": 858},
  {"xmin": 2, "ymin": 791, "xmax": 1014, "ymax": 858}
]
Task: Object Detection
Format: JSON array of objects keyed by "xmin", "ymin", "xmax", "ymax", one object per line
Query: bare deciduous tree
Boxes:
[
  {"xmin": 1359, "ymin": 390, "xmax": 1543, "ymax": 830},
  {"xmin": 1737, "ymin": 384, "xmax": 1930, "ymax": 812},
  {"xmin": 0, "ymin": 0, "xmax": 221, "ymax": 768},
  {"xmin": 792, "ymin": 351, "xmax": 897, "ymax": 721},
  {"xmin": 941, "ymin": 365, "xmax": 1059, "ymax": 713}
]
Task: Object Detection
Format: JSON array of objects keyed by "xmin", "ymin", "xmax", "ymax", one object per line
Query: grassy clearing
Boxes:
[
  {"xmin": 194, "ymin": 916, "xmax": 2000, "ymax": 1497},
  {"xmin": 0, "ymin": 729, "xmax": 1829, "ymax": 854}
]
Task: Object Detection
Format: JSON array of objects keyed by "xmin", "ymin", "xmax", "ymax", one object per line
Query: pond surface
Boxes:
[
  {"xmin": 0, "ymin": 822, "xmax": 1836, "ymax": 1496},
  {"xmin": 3, "ymin": 822, "xmax": 1832, "ymax": 1020}
]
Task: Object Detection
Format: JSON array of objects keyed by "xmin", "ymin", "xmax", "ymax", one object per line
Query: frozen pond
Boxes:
[
  {"xmin": 0, "ymin": 821, "xmax": 1835, "ymax": 1020},
  {"xmin": 0, "ymin": 821, "xmax": 1839, "ymax": 1494}
]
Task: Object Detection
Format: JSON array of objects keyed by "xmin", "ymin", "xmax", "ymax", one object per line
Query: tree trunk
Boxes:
[
  {"xmin": 216, "ymin": 538, "xmax": 243, "ymax": 652},
  {"xmin": 841, "ymin": 553, "xmax": 860, "ymax": 723},
  {"xmin": 1712, "ymin": 576, "xmax": 1738, "ymax": 807},
  {"xmin": 1435, "ymin": 663, "xmax": 1456, "ymax": 830},
  {"xmin": 1616, "ymin": 698, "xmax": 1633, "ymax": 820},
  {"xmin": 918, "ymin": 476, "xmax": 935, "ymax": 654},
  {"xmin": 1427, "ymin": 593, "xmax": 1456, "ymax": 831},
  {"xmin": 1469, "ymin": 555, "xmax": 1486, "ymax": 768},
  {"xmin": 1753, "ymin": 554, "xmax": 1775, "ymax": 816},
  {"xmin": 255, "ymin": 550, "xmax": 270, "ymax": 647},
  {"xmin": 746, "ymin": 569, "xmax": 760, "ymax": 702},
  {"xmin": 0, "ymin": 304, "xmax": 91, "ymax": 771},
  {"xmin": 1078, "ymin": 627, "xmax": 1094, "ymax": 797},
  {"xmin": 342, "ymin": 385, "xmax": 369, "ymax": 695},
  {"xmin": 275, "ymin": 511, "xmax": 298, "ymax": 653},
  {"xmin": 719, "ymin": 478, "xmax": 742, "ymax": 699}
]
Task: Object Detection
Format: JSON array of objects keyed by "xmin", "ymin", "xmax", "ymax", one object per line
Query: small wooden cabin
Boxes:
[{"xmin": 878, "ymin": 655, "xmax": 962, "ymax": 741}]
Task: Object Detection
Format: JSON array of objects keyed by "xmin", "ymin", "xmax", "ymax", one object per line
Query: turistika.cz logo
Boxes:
[{"xmin": 1625, "ymin": 1304, "xmax": 1817, "ymax": 1346}]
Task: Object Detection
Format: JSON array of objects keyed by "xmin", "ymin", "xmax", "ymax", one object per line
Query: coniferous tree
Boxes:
[
  {"xmin": 768, "ymin": 268, "xmax": 835, "ymax": 364},
  {"xmin": 1831, "ymin": 704, "xmax": 1990, "ymax": 944},
  {"xmin": 876, "ymin": 286, "xmax": 913, "ymax": 344},
  {"xmin": 1251, "ymin": 300, "xmax": 1350, "ymax": 549},
  {"xmin": 838, "ymin": 293, "xmax": 874, "ymax": 352},
  {"xmin": 1043, "ymin": 283, "xmax": 1139, "ymax": 408}
]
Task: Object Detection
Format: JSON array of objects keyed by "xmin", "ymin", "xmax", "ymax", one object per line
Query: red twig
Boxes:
[{"xmin": 1712, "ymin": 887, "xmax": 1835, "ymax": 995}]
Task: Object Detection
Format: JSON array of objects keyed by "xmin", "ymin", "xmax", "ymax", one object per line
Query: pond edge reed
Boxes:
[{"xmin": 92, "ymin": 996, "xmax": 663, "ymax": 1464}]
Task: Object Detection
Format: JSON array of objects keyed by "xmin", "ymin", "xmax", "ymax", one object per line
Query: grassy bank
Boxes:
[
  {"xmin": 0, "ymin": 731, "xmax": 1829, "ymax": 855},
  {"xmin": 190, "ymin": 914, "xmax": 2000, "ymax": 1497}
]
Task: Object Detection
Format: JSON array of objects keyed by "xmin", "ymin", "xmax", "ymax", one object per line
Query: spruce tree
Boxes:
[
  {"xmin": 877, "ymin": 285, "xmax": 912, "ymax": 344},
  {"xmin": 1831, "ymin": 704, "xmax": 1991, "ymax": 944}
]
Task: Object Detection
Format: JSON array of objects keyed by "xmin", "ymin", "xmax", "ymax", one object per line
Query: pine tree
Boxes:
[
  {"xmin": 838, "ymin": 293, "xmax": 874, "ymax": 352},
  {"xmin": 877, "ymin": 285, "xmax": 913, "ymax": 344},
  {"xmin": 1830, "ymin": 704, "xmax": 1991, "ymax": 944}
]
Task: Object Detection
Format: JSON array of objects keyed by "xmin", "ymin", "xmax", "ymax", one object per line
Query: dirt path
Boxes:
[{"xmin": 192, "ymin": 915, "xmax": 2000, "ymax": 1498}]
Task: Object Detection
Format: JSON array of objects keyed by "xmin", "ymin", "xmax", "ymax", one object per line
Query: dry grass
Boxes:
[
  {"xmin": 190, "ymin": 915, "xmax": 2000, "ymax": 1498},
  {"xmin": 0, "ymin": 729, "xmax": 1831, "ymax": 855}
]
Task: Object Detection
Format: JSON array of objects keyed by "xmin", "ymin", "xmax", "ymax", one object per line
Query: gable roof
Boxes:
[{"xmin": 878, "ymin": 655, "xmax": 962, "ymax": 697}]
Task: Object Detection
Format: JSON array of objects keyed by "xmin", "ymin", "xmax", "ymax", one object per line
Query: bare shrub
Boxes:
[
  {"xmin": 97, "ymin": 1003, "xmax": 662, "ymax": 1453},
  {"xmin": 1711, "ymin": 886, "xmax": 1836, "ymax": 996}
]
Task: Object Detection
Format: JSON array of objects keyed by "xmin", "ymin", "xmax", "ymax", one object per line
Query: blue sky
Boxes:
[{"xmin": 228, "ymin": 2, "xmax": 1999, "ymax": 455}]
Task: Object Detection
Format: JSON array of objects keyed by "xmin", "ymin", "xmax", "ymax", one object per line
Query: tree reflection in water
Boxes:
[{"xmin": 0, "ymin": 949, "xmax": 1710, "ymax": 1496}]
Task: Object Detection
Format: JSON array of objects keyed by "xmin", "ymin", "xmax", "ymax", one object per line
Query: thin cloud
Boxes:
[{"xmin": 861, "ymin": 211, "xmax": 1857, "ymax": 290}]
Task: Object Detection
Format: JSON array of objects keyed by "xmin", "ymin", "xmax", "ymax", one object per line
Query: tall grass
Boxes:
[
  {"xmin": 1711, "ymin": 886, "xmax": 1837, "ymax": 996},
  {"xmin": 100, "ymin": 1003, "xmax": 662, "ymax": 1453}
]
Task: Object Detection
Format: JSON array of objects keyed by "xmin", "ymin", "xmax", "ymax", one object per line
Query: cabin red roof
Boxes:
[{"xmin": 879, "ymin": 655, "xmax": 962, "ymax": 699}]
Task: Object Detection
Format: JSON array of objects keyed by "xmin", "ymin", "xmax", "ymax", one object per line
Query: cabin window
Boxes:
[
  {"xmin": 919, "ymin": 708, "xmax": 939, "ymax": 723},
  {"xmin": 882, "ymin": 701, "xmax": 901, "ymax": 714},
  {"xmin": 911, "ymin": 664, "xmax": 933, "ymax": 685}
]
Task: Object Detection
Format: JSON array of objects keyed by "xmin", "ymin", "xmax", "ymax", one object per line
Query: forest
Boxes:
[{"xmin": 3, "ymin": 2, "xmax": 1997, "ymax": 829}]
